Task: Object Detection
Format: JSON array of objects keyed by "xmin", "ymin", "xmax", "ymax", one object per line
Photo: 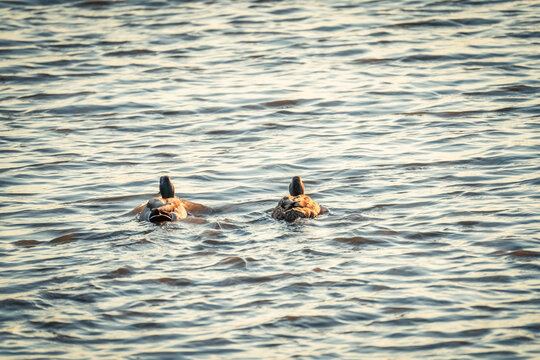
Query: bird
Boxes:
[
  {"xmin": 272, "ymin": 176, "xmax": 321, "ymax": 222},
  {"xmin": 140, "ymin": 176, "xmax": 187, "ymax": 223}
]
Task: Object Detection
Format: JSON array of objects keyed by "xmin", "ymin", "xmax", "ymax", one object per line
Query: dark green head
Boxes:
[
  {"xmin": 289, "ymin": 175, "xmax": 305, "ymax": 196},
  {"xmin": 159, "ymin": 175, "xmax": 175, "ymax": 199}
]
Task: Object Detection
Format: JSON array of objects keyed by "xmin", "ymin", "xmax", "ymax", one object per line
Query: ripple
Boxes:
[{"xmin": 333, "ymin": 236, "xmax": 384, "ymax": 246}]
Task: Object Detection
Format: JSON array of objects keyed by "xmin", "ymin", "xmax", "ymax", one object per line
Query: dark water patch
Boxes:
[
  {"xmin": 405, "ymin": 231, "xmax": 448, "ymax": 240},
  {"xmin": 49, "ymin": 233, "xmax": 78, "ymax": 244},
  {"xmin": 0, "ymin": 298, "xmax": 39, "ymax": 310},
  {"xmin": 325, "ymin": 48, "xmax": 366, "ymax": 57},
  {"xmin": 464, "ymin": 84, "xmax": 538, "ymax": 96},
  {"xmin": 444, "ymin": 275, "xmax": 514, "ymax": 283},
  {"xmin": 18, "ymin": 91, "xmax": 95, "ymax": 100},
  {"xmin": 260, "ymin": 122, "xmax": 293, "ymax": 129},
  {"xmin": 472, "ymin": 304, "xmax": 510, "ymax": 313},
  {"xmin": 144, "ymin": 109, "xmax": 196, "ymax": 116},
  {"xmin": 353, "ymin": 57, "xmax": 393, "ymax": 64},
  {"xmin": 337, "ymin": 310, "xmax": 378, "ymax": 322},
  {"xmin": 102, "ymin": 266, "xmax": 134, "ymax": 279},
  {"xmin": 47, "ymin": 42, "xmax": 92, "ymax": 49},
  {"xmin": 269, "ymin": 7, "xmax": 302, "ymax": 15},
  {"xmin": 333, "ymin": 236, "xmax": 383, "ymax": 246},
  {"xmin": 13, "ymin": 239, "xmax": 43, "ymax": 247},
  {"xmin": 404, "ymin": 109, "xmax": 487, "ymax": 118},
  {"xmin": 503, "ymin": 297, "xmax": 540, "ymax": 306},
  {"xmin": 102, "ymin": 310, "xmax": 160, "ymax": 320},
  {"xmin": 389, "ymin": 19, "xmax": 462, "ymax": 28},
  {"xmin": 505, "ymin": 250, "xmax": 540, "ymax": 258},
  {"xmin": 369, "ymin": 316, "xmax": 431, "ymax": 327},
  {"xmin": 41, "ymin": 290, "xmax": 100, "ymax": 304},
  {"xmin": 496, "ymin": 335, "xmax": 535, "ymax": 345},
  {"xmin": 514, "ymin": 323, "xmax": 540, "ymax": 333},
  {"xmin": 142, "ymin": 277, "xmax": 192, "ymax": 287},
  {"xmin": 30, "ymin": 320, "xmax": 78, "ymax": 331},
  {"xmin": 503, "ymin": 31, "xmax": 540, "ymax": 39},
  {"xmin": 262, "ymin": 99, "xmax": 314, "ymax": 108},
  {"xmin": 403, "ymin": 249, "xmax": 452, "ymax": 257},
  {"xmin": 216, "ymin": 273, "xmax": 296, "ymax": 287},
  {"xmin": 367, "ymin": 284, "xmax": 393, "ymax": 292},
  {"xmin": 399, "ymin": 53, "xmax": 468, "ymax": 63},
  {"xmin": 271, "ymin": 315, "xmax": 344, "ymax": 329},
  {"xmin": 0, "ymin": 159, "xmax": 72, "ymax": 173},
  {"xmin": 380, "ymin": 267, "xmax": 424, "ymax": 277},
  {"xmin": 234, "ymin": 299, "xmax": 274, "ymax": 309},
  {"xmin": 466, "ymin": 351, "xmax": 522, "ymax": 359},
  {"xmin": 382, "ymin": 306, "xmax": 414, "ymax": 314},
  {"xmin": 96, "ymin": 40, "xmax": 130, "ymax": 46},
  {"xmin": 104, "ymin": 49, "xmax": 156, "ymax": 57},
  {"xmin": 149, "ymin": 21, "xmax": 192, "ymax": 28},
  {"xmin": 370, "ymin": 340, "xmax": 472, "ymax": 352},
  {"xmin": 75, "ymin": 0, "xmax": 115, "ymax": 7},
  {"xmin": 400, "ymin": 158, "xmax": 473, "ymax": 169},
  {"xmin": 131, "ymin": 321, "xmax": 168, "ymax": 329},
  {"xmin": 44, "ymin": 104, "xmax": 119, "ymax": 115},
  {"xmin": 457, "ymin": 220, "xmax": 480, "ymax": 226},
  {"xmin": 143, "ymin": 66, "xmax": 178, "ymax": 73},
  {"xmin": 213, "ymin": 256, "xmax": 249, "ymax": 268}
]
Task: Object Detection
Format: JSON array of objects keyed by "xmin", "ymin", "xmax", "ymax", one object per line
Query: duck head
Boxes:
[
  {"xmin": 159, "ymin": 175, "xmax": 175, "ymax": 199},
  {"xmin": 289, "ymin": 175, "xmax": 305, "ymax": 196}
]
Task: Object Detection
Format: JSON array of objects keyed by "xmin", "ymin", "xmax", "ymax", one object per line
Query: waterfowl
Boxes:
[
  {"xmin": 272, "ymin": 176, "xmax": 321, "ymax": 222},
  {"xmin": 140, "ymin": 176, "xmax": 187, "ymax": 223}
]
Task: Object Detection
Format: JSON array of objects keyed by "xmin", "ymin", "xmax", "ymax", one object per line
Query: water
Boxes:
[{"xmin": 1, "ymin": 0, "xmax": 539, "ymax": 358}]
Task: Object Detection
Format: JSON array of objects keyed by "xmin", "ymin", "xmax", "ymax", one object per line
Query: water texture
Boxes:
[{"xmin": 1, "ymin": 0, "xmax": 539, "ymax": 358}]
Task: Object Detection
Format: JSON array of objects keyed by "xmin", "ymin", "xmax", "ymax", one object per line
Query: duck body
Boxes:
[
  {"xmin": 140, "ymin": 196, "xmax": 187, "ymax": 223},
  {"xmin": 272, "ymin": 176, "xmax": 321, "ymax": 222},
  {"xmin": 272, "ymin": 194, "xmax": 321, "ymax": 222},
  {"xmin": 139, "ymin": 176, "xmax": 188, "ymax": 223}
]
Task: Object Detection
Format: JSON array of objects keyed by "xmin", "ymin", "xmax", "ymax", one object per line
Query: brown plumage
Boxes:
[
  {"xmin": 138, "ymin": 176, "xmax": 206, "ymax": 223},
  {"xmin": 272, "ymin": 176, "xmax": 321, "ymax": 222},
  {"xmin": 143, "ymin": 196, "xmax": 187, "ymax": 223}
]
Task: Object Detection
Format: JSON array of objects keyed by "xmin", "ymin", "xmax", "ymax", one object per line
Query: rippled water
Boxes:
[{"xmin": 1, "ymin": 0, "xmax": 539, "ymax": 358}]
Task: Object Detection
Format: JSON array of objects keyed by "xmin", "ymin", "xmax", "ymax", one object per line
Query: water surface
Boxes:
[{"xmin": 1, "ymin": 0, "xmax": 539, "ymax": 358}]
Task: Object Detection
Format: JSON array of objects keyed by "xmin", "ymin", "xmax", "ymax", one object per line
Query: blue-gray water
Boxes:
[{"xmin": 1, "ymin": 0, "xmax": 539, "ymax": 358}]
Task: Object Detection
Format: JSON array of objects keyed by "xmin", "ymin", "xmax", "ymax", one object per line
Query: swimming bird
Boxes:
[
  {"xmin": 140, "ymin": 176, "xmax": 188, "ymax": 223},
  {"xmin": 272, "ymin": 176, "xmax": 321, "ymax": 222}
]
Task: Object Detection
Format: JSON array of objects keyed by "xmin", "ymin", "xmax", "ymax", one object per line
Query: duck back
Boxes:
[{"xmin": 272, "ymin": 194, "xmax": 321, "ymax": 222}]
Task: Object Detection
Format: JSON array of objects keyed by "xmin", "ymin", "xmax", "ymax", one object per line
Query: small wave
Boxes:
[
  {"xmin": 102, "ymin": 266, "xmax": 134, "ymax": 279},
  {"xmin": 50, "ymin": 233, "xmax": 78, "ymax": 244},
  {"xmin": 104, "ymin": 49, "xmax": 156, "ymax": 57},
  {"xmin": 216, "ymin": 273, "xmax": 296, "ymax": 286},
  {"xmin": 18, "ymin": 91, "xmax": 95, "ymax": 100},
  {"xmin": 333, "ymin": 236, "xmax": 383, "ymax": 246},
  {"xmin": 13, "ymin": 240, "xmax": 43, "ymax": 247},
  {"xmin": 262, "ymin": 99, "xmax": 314, "ymax": 107},
  {"xmin": 75, "ymin": 1, "xmax": 114, "ymax": 7},
  {"xmin": 142, "ymin": 277, "xmax": 193, "ymax": 287},
  {"xmin": 213, "ymin": 256, "xmax": 250, "ymax": 268},
  {"xmin": 506, "ymin": 250, "xmax": 540, "ymax": 258}
]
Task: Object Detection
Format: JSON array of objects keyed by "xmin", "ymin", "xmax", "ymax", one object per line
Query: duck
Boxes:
[
  {"xmin": 139, "ymin": 176, "xmax": 189, "ymax": 223},
  {"xmin": 272, "ymin": 176, "xmax": 321, "ymax": 222}
]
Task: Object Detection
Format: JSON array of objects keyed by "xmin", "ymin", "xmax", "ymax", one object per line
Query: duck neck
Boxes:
[
  {"xmin": 289, "ymin": 176, "xmax": 305, "ymax": 196},
  {"xmin": 160, "ymin": 176, "xmax": 175, "ymax": 198}
]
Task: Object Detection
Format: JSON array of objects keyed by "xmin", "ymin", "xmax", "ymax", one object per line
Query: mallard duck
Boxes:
[
  {"xmin": 140, "ymin": 176, "xmax": 187, "ymax": 223},
  {"xmin": 272, "ymin": 176, "xmax": 321, "ymax": 222}
]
